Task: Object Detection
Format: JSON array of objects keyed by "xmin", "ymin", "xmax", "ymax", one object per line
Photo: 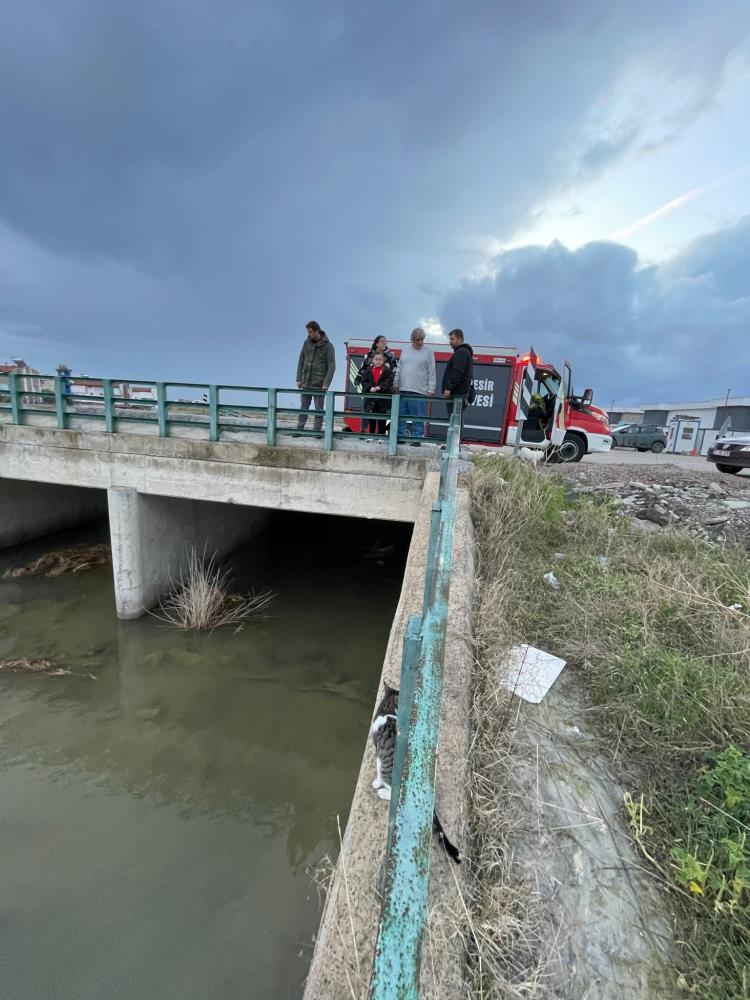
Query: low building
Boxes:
[
  {"xmin": 615, "ymin": 396, "xmax": 750, "ymax": 454},
  {"xmin": 608, "ymin": 408, "xmax": 644, "ymax": 425},
  {"xmin": 67, "ymin": 377, "xmax": 155, "ymax": 402},
  {"xmin": 640, "ymin": 397, "xmax": 750, "ymax": 433}
]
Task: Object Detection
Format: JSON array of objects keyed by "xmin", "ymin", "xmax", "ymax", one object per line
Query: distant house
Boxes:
[
  {"xmin": 68, "ymin": 377, "xmax": 155, "ymax": 402},
  {"xmin": 0, "ymin": 359, "xmax": 47, "ymax": 398},
  {"xmin": 1, "ymin": 361, "xmax": 155, "ymax": 409}
]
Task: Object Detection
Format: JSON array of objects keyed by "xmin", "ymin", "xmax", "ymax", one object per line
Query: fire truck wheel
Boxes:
[{"xmin": 555, "ymin": 433, "xmax": 586, "ymax": 463}]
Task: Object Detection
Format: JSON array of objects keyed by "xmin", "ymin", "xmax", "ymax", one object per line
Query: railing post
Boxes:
[
  {"xmin": 102, "ymin": 379, "xmax": 114, "ymax": 432},
  {"xmin": 369, "ymin": 608, "xmax": 449, "ymax": 1000},
  {"xmin": 385, "ymin": 615, "xmax": 423, "ymax": 859},
  {"xmin": 422, "ymin": 502, "xmax": 442, "ymax": 615},
  {"xmin": 324, "ymin": 391, "xmax": 335, "ymax": 451},
  {"xmin": 388, "ymin": 394, "xmax": 400, "ymax": 456},
  {"xmin": 267, "ymin": 388, "xmax": 277, "ymax": 447},
  {"xmin": 209, "ymin": 385, "xmax": 219, "ymax": 442},
  {"xmin": 9, "ymin": 373, "xmax": 21, "ymax": 424},
  {"xmin": 54, "ymin": 377, "xmax": 66, "ymax": 429},
  {"xmin": 156, "ymin": 383, "xmax": 167, "ymax": 437}
]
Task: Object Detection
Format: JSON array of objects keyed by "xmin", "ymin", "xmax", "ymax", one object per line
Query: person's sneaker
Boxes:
[
  {"xmin": 410, "ymin": 441, "xmax": 421, "ymax": 447},
  {"xmin": 292, "ymin": 432, "xmax": 303, "ymax": 437}
]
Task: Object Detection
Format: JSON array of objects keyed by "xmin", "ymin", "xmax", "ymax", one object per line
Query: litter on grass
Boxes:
[{"xmin": 500, "ymin": 644, "xmax": 567, "ymax": 703}]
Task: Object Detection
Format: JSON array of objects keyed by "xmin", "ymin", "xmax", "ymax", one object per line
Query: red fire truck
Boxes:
[{"xmin": 344, "ymin": 339, "xmax": 612, "ymax": 462}]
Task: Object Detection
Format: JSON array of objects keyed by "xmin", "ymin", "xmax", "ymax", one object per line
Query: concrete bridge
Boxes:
[{"xmin": 0, "ymin": 418, "xmax": 433, "ymax": 618}]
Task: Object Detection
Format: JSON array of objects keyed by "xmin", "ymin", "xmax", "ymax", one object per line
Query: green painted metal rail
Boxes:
[
  {"xmin": 0, "ymin": 372, "xmax": 456, "ymax": 455},
  {"xmin": 369, "ymin": 400, "xmax": 463, "ymax": 999}
]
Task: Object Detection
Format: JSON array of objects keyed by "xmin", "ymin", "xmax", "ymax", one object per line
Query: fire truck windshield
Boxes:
[{"xmin": 535, "ymin": 370, "xmax": 560, "ymax": 400}]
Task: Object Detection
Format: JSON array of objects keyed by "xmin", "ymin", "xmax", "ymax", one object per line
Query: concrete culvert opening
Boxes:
[{"xmin": 0, "ymin": 479, "xmax": 108, "ymax": 550}]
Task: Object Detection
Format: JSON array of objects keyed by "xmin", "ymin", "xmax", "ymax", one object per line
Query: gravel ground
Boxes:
[
  {"xmin": 545, "ymin": 459, "xmax": 750, "ymax": 548},
  {"xmin": 581, "ymin": 448, "xmax": 750, "ymax": 476}
]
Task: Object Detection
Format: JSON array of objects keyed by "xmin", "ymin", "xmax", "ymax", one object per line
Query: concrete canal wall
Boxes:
[{"xmin": 304, "ymin": 470, "xmax": 475, "ymax": 999}]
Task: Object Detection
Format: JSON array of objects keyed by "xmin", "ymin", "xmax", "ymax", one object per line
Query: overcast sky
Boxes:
[{"xmin": 1, "ymin": 0, "xmax": 748, "ymax": 406}]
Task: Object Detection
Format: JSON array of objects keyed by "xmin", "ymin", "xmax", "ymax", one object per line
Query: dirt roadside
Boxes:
[{"xmin": 544, "ymin": 459, "xmax": 750, "ymax": 548}]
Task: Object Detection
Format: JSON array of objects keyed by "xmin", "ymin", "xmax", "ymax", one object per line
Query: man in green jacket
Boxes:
[{"xmin": 296, "ymin": 321, "xmax": 336, "ymax": 433}]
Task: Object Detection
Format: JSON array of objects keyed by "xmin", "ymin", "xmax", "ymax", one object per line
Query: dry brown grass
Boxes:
[
  {"xmin": 463, "ymin": 459, "xmax": 563, "ymax": 998},
  {"xmin": 153, "ymin": 549, "xmax": 274, "ymax": 631},
  {"xmin": 306, "ymin": 820, "xmax": 369, "ymax": 1000}
]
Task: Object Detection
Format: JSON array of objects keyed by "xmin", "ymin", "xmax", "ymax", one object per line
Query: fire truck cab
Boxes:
[{"xmin": 344, "ymin": 339, "xmax": 612, "ymax": 461}]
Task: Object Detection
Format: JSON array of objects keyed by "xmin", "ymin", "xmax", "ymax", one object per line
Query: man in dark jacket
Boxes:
[
  {"xmin": 442, "ymin": 328, "xmax": 473, "ymax": 434},
  {"xmin": 296, "ymin": 320, "xmax": 336, "ymax": 433}
]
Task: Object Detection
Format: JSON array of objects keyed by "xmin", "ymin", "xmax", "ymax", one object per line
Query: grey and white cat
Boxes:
[
  {"xmin": 371, "ymin": 683, "xmax": 399, "ymax": 801},
  {"xmin": 370, "ymin": 683, "xmax": 461, "ymax": 864}
]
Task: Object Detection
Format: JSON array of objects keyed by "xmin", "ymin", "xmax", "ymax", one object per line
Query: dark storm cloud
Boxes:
[
  {"xmin": 438, "ymin": 216, "xmax": 750, "ymax": 405},
  {"xmin": 0, "ymin": 0, "xmax": 748, "ymax": 387}
]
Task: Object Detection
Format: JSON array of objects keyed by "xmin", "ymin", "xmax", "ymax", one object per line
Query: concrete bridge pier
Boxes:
[
  {"xmin": 107, "ymin": 489, "xmax": 267, "ymax": 620},
  {"xmin": 0, "ymin": 479, "xmax": 108, "ymax": 550}
]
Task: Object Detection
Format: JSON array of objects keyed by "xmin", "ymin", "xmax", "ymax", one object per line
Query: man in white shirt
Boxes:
[{"xmin": 396, "ymin": 327, "xmax": 436, "ymax": 446}]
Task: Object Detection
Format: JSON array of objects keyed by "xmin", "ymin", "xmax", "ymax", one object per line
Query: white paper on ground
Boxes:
[{"xmin": 501, "ymin": 644, "xmax": 567, "ymax": 703}]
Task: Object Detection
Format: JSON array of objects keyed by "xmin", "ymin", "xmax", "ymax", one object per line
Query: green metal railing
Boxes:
[
  {"xmin": 0, "ymin": 372, "xmax": 455, "ymax": 456},
  {"xmin": 369, "ymin": 400, "xmax": 463, "ymax": 999}
]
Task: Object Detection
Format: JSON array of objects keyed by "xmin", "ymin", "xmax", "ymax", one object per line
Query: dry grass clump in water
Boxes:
[
  {"xmin": 3, "ymin": 542, "xmax": 111, "ymax": 578},
  {"xmin": 154, "ymin": 550, "xmax": 274, "ymax": 631},
  {"xmin": 470, "ymin": 455, "xmax": 750, "ymax": 1000},
  {"xmin": 0, "ymin": 657, "xmax": 96, "ymax": 679}
]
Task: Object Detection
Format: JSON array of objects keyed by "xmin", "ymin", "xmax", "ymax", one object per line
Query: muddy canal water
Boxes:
[{"xmin": 0, "ymin": 512, "xmax": 409, "ymax": 1000}]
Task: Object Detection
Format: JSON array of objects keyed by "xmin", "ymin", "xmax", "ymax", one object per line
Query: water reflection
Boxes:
[{"xmin": 0, "ymin": 512, "xmax": 409, "ymax": 1000}]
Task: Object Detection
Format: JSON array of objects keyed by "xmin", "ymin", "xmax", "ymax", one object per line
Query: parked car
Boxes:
[
  {"xmin": 610, "ymin": 423, "xmax": 667, "ymax": 453},
  {"xmin": 706, "ymin": 435, "xmax": 750, "ymax": 475}
]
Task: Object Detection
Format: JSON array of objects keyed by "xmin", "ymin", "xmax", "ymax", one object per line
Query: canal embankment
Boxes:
[
  {"xmin": 466, "ymin": 456, "xmax": 750, "ymax": 1000},
  {"xmin": 304, "ymin": 468, "xmax": 475, "ymax": 1000}
]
